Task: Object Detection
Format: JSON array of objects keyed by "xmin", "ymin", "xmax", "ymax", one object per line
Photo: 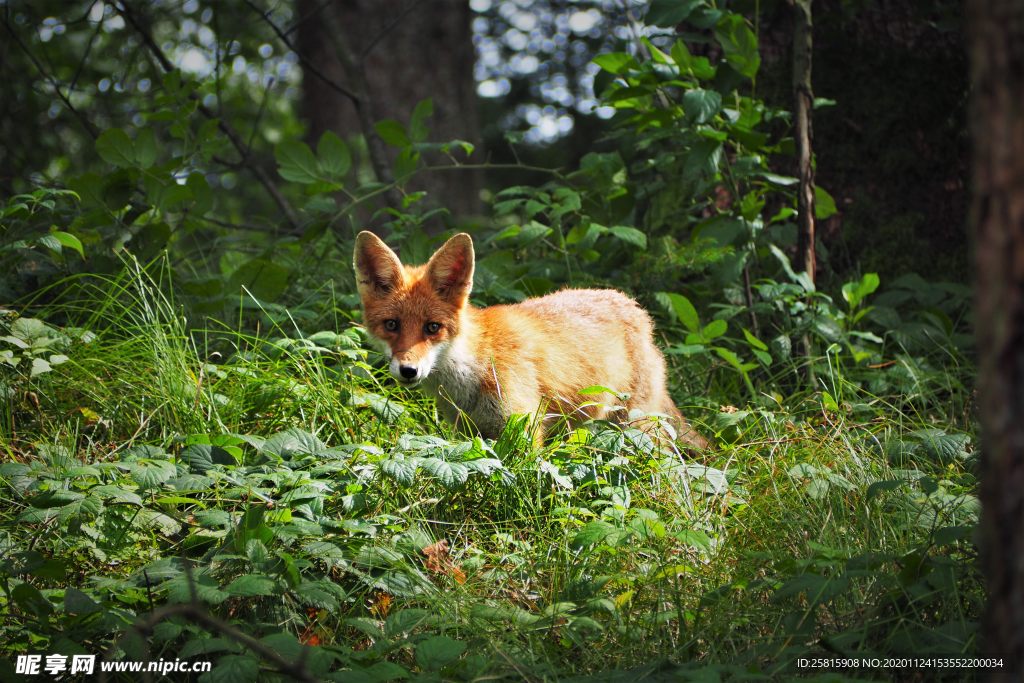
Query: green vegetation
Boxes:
[{"xmin": 0, "ymin": 0, "xmax": 981, "ymax": 681}]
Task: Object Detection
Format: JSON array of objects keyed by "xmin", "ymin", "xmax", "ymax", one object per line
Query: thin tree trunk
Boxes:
[
  {"xmin": 969, "ymin": 0, "xmax": 1024, "ymax": 675},
  {"xmin": 791, "ymin": 0, "xmax": 816, "ymax": 283}
]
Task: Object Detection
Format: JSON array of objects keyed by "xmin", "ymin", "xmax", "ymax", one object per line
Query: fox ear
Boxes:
[
  {"xmin": 427, "ymin": 233, "xmax": 474, "ymax": 301},
  {"xmin": 354, "ymin": 231, "xmax": 404, "ymax": 297}
]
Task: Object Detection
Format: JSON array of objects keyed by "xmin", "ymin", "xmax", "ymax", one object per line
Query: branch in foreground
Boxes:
[{"xmin": 121, "ymin": 602, "xmax": 322, "ymax": 683}]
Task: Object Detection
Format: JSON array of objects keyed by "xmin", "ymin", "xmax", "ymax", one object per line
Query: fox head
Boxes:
[{"xmin": 354, "ymin": 231, "xmax": 474, "ymax": 387}]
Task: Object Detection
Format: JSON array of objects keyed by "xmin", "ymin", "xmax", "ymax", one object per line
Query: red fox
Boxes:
[{"xmin": 353, "ymin": 231, "xmax": 707, "ymax": 450}]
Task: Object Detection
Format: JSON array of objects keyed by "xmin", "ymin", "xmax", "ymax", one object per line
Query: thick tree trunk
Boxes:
[
  {"xmin": 791, "ymin": 0, "xmax": 816, "ymax": 283},
  {"xmin": 298, "ymin": 0, "xmax": 482, "ymax": 229},
  {"xmin": 968, "ymin": 0, "xmax": 1024, "ymax": 675}
]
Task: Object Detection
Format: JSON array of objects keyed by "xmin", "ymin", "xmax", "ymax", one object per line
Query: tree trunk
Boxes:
[
  {"xmin": 298, "ymin": 0, "xmax": 482, "ymax": 230},
  {"xmin": 968, "ymin": 0, "xmax": 1024, "ymax": 675},
  {"xmin": 791, "ymin": 0, "xmax": 816, "ymax": 283}
]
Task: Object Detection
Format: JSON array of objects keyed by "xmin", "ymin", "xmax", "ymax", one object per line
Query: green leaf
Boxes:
[
  {"xmin": 415, "ymin": 635, "xmax": 467, "ymax": 671},
  {"xmin": 393, "ymin": 147, "xmax": 419, "ymax": 184},
  {"xmin": 131, "ymin": 459, "xmax": 177, "ymax": 489},
  {"xmin": 703, "ymin": 319, "xmax": 727, "ymax": 339},
  {"xmin": 63, "ymin": 587, "xmax": 101, "ymax": 615},
  {"xmin": 378, "ymin": 458, "xmax": 419, "ymax": 486},
  {"xmin": 162, "ymin": 69, "xmax": 182, "ymax": 94},
  {"xmin": 917, "ymin": 433, "xmax": 971, "ymax": 465},
  {"xmin": 666, "ymin": 293, "xmax": 700, "ymax": 333},
  {"xmin": 742, "ymin": 328, "xmax": 768, "ymax": 350},
  {"xmin": 95, "ymin": 129, "xmax": 135, "ymax": 168},
  {"xmin": 592, "ymin": 52, "xmax": 640, "ymax": 75},
  {"xmin": 683, "ymin": 89, "xmax": 722, "ymax": 124},
  {"xmin": 409, "ymin": 98, "xmax": 434, "ymax": 142},
  {"xmin": 420, "ymin": 458, "xmax": 470, "ymax": 490},
  {"xmin": 201, "ymin": 655, "xmax": 259, "ymax": 683},
  {"xmin": 261, "ymin": 428, "xmax": 326, "ymax": 458},
  {"xmin": 30, "ymin": 490, "xmax": 84, "ymax": 508},
  {"xmin": 274, "ymin": 140, "xmax": 321, "ymax": 184},
  {"xmin": 36, "ymin": 234, "xmax": 63, "ymax": 255},
  {"xmin": 229, "ymin": 259, "xmax": 290, "ymax": 301},
  {"xmin": 608, "ymin": 226, "xmax": 647, "ymax": 250},
  {"xmin": 760, "ymin": 172, "xmax": 799, "ymax": 187},
  {"xmin": 821, "ymin": 391, "xmax": 840, "ymax": 412},
  {"xmin": 366, "ymin": 394, "xmax": 406, "ymax": 424},
  {"xmin": 768, "ymin": 244, "xmax": 815, "ymax": 293},
  {"xmin": 225, "ymin": 574, "xmax": 278, "ymax": 597},
  {"xmin": 712, "ymin": 346, "xmax": 742, "ymax": 370},
  {"xmin": 578, "ymin": 385, "xmax": 617, "ymax": 396},
  {"xmin": 181, "ymin": 444, "xmax": 235, "ymax": 473},
  {"xmin": 317, "ymin": 131, "xmax": 352, "ymax": 178},
  {"xmin": 815, "ymin": 185, "xmax": 838, "ymax": 219},
  {"xmin": 812, "ymin": 314, "xmax": 842, "ymax": 343},
  {"xmin": 856, "ymin": 274, "xmax": 880, "ymax": 303},
  {"xmin": 867, "ymin": 479, "xmax": 905, "ymax": 500},
  {"xmin": 375, "ymin": 120, "xmax": 411, "ymax": 147},
  {"xmin": 683, "ymin": 139, "xmax": 722, "ymax": 180},
  {"xmin": 187, "ymin": 172, "xmax": 214, "ymax": 215},
  {"xmin": 30, "ymin": 357, "xmax": 52, "ymax": 376},
  {"xmin": 50, "ymin": 231, "xmax": 84, "ymax": 259},
  {"xmin": 66, "ymin": 173, "xmax": 105, "ymax": 208},
  {"xmin": 571, "ymin": 521, "xmax": 617, "ymax": 549},
  {"xmin": 135, "ymin": 128, "xmax": 158, "ymax": 168},
  {"xmin": 385, "ymin": 608, "xmax": 431, "ymax": 637},
  {"xmin": 646, "ymin": 0, "xmax": 703, "ymax": 27},
  {"xmin": 714, "ymin": 14, "xmax": 761, "ymax": 79}
]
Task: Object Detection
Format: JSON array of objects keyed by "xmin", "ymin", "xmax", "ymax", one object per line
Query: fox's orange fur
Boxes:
[{"xmin": 354, "ymin": 231, "xmax": 707, "ymax": 450}]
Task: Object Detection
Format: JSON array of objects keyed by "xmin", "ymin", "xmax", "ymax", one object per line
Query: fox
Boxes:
[{"xmin": 353, "ymin": 231, "xmax": 707, "ymax": 450}]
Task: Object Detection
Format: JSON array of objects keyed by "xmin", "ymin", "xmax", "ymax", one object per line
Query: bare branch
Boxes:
[
  {"xmin": 123, "ymin": 602, "xmax": 324, "ymax": 683},
  {"xmin": 69, "ymin": 14, "xmax": 104, "ymax": 93},
  {"xmin": 359, "ymin": 0, "xmax": 424, "ymax": 62},
  {"xmin": 284, "ymin": 0, "xmax": 335, "ymax": 36},
  {"xmin": 2, "ymin": 17, "xmax": 99, "ymax": 140},
  {"xmin": 116, "ymin": 1, "xmax": 301, "ymax": 231},
  {"xmin": 243, "ymin": 0, "xmax": 361, "ymax": 103},
  {"xmin": 316, "ymin": 5, "xmax": 403, "ymax": 209}
]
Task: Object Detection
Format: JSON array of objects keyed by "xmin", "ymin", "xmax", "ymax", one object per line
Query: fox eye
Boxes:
[
  {"xmin": 425, "ymin": 322, "xmax": 441, "ymax": 334},
  {"xmin": 383, "ymin": 319, "xmax": 399, "ymax": 332}
]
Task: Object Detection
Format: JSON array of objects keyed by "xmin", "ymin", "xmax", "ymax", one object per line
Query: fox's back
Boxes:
[{"xmin": 470, "ymin": 288, "xmax": 667, "ymax": 409}]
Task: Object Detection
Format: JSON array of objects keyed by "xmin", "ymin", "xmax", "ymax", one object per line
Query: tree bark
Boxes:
[
  {"xmin": 968, "ymin": 0, "xmax": 1024, "ymax": 675},
  {"xmin": 791, "ymin": 0, "xmax": 816, "ymax": 283},
  {"xmin": 298, "ymin": 0, "xmax": 482, "ymax": 229}
]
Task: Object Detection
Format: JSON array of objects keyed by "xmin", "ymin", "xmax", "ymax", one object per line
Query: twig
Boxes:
[
  {"xmin": 202, "ymin": 215, "xmax": 280, "ymax": 234},
  {"xmin": 248, "ymin": 77, "xmax": 275, "ymax": 155},
  {"xmin": 743, "ymin": 259, "xmax": 759, "ymax": 336},
  {"xmin": 243, "ymin": 0, "xmax": 361, "ymax": 103},
  {"xmin": 316, "ymin": 4, "xmax": 403, "ymax": 209},
  {"xmin": 69, "ymin": 12, "xmax": 104, "ymax": 92},
  {"xmin": 123, "ymin": 602, "xmax": 324, "ymax": 683},
  {"xmin": 283, "ymin": 0, "xmax": 335, "ymax": 36},
  {"xmin": 359, "ymin": 0, "xmax": 424, "ymax": 62},
  {"xmin": 116, "ymin": 2, "xmax": 301, "ymax": 230},
  {"xmin": 2, "ymin": 18, "xmax": 99, "ymax": 139}
]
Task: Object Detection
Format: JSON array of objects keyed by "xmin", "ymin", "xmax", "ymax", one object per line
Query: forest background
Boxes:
[{"xmin": 0, "ymin": 0, "xmax": 996, "ymax": 681}]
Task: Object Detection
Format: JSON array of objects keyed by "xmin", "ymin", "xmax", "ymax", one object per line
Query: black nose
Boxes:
[{"xmin": 399, "ymin": 365, "xmax": 418, "ymax": 379}]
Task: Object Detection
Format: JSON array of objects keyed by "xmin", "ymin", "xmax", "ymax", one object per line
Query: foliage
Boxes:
[{"xmin": 0, "ymin": 0, "xmax": 982, "ymax": 680}]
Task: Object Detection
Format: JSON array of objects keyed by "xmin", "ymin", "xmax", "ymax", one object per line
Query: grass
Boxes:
[{"xmin": 0, "ymin": 265, "xmax": 983, "ymax": 682}]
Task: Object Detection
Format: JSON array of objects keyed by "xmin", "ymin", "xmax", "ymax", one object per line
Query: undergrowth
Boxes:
[{"xmin": 0, "ymin": 261, "xmax": 982, "ymax": 683}]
